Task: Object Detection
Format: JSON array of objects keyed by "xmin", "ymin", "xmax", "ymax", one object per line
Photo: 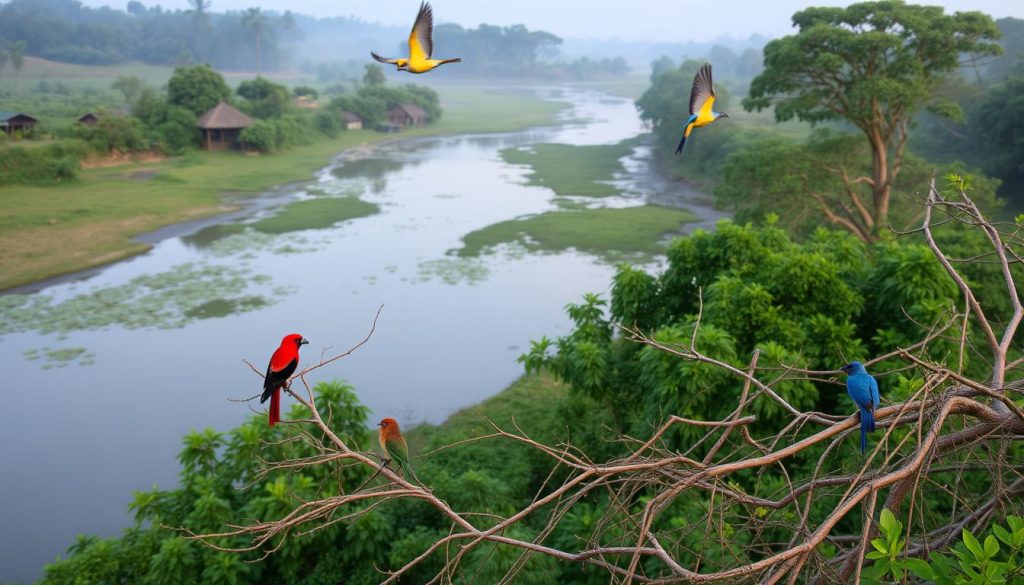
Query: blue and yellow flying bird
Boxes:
[
  {"xmin": 676, "ymin": 63, "xmax": 728, "ymax": 157},
  {"xmin": 841, "ymin": 361, "xmax": 880, "ymax": 454}
]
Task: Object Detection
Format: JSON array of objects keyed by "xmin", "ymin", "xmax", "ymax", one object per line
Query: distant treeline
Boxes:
[
  {"xmin": 0, "ymin": 0, "xmax": 297, "ymax": 70},
  {"xmin": 0, "ymin": 0, "xmax": 630, "ymax": 80}
]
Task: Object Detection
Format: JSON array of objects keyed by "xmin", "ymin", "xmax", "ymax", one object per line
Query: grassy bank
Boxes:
[
  {"xmin": 501, "ymin": 139, "xmax": 638, "ymax": 197},
  {"xmin": 458, "ymin": 205, "xmax": 699, "ymax": 259},
  {"xmin": 408, "ymin": 372, "xmax": 570, "ymax": 454},
  {"xmin": 0, "ymin": 85, "xmax": 569, "ymax": 291}
]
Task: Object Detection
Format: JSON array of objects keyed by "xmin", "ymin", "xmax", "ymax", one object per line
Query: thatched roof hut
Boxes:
[{"xmin": 196, "ymin": 102, "xmax": 253, "ymax": 150}]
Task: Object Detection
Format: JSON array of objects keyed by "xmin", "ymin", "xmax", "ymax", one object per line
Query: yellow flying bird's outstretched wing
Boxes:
[
  {"xmin": 408, "ymin": 2, "xmax": 434, "ymax": 62},
  {"xmin": 689, "ymin": 63, "xmax": 716, "ymax": 122},
  {"xmin": 371, "ymin": 51, "xmax": 402, "ymax": 66}
]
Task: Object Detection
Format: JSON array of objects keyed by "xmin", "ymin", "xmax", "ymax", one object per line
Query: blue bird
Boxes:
[
  {"xmin": 676, "ymin": 62, "xmax": 729, "ymax": 157},
  {"xmin": 842, "ymin": 361, "xmax": 879, "ymax": 454}
]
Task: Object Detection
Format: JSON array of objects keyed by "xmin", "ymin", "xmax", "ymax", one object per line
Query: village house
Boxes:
[
  {"xmin": 0, "ymin": 112, "xmax": 38, "ymax": 136},
  {"xmin": 386, "ymin": 103, "xmax": 427, "ymax": 127},
  {"xmin": 341, "ymin": 112, "xmax": 363, "ymax": 130},
  {"xmin": 77, "ymin": 113, "xmax": 99, "ymax": 127},
  {"xmin": 196, "ymin": 102, "xmax": 253, "ymax": 151}
]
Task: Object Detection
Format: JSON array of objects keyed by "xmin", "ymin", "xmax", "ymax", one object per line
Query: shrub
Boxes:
[{"xmin": 239, "ymin": 120, "xmax": 277, "ymax": 153}]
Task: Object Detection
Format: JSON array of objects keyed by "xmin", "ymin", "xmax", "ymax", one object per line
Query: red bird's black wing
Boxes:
[{"xmin": 261, "ymin": 358, "xmax": 298, "ymax": 403}]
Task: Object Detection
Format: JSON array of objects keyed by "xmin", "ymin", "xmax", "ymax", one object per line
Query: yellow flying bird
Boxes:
[
  {"xmin": 371, "ymin": 2, "xmax": 462, "ymax": 74},
  {"xmin": 676, "ymin": 63, "xmax": 728, "ymax": 157}
]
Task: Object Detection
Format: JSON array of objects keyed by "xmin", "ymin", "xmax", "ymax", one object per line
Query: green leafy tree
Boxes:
[
  {"xmin": 363, "ymin": 63, "xmax": 386, "ymax": 87},
  {"xmin": 0, "ymin": 45, "xmax": 8, "ymax": 77},
  {"xmin": 745, "ymin": 1, "xmax": 1001, "ymax": 238},
  {"xmin": 236, "ymin": 77, "xmax": 291, "ymax": 119},
  {"xmin": 112, "ymin": 75, "xmax": 145, "ymax": 108},
  {"xmin": 239, "ymin": 119, "xmax": 278, "ymax": 152},
  {"xmin": 166, "ymin": 64, "xmax": 231, "ymax": 116},
  {"xmin": 292, "ymin": 85, "xmax": 318, "ymax": 99}
]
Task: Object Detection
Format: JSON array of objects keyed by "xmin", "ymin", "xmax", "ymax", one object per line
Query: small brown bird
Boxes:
[
  {"xmin": 371, "ymin": 2, "xmax": 462, "ymax": 74},
  {"xmin": 378, "ymin": 418, "xmax": 420, "ymax": 483}
]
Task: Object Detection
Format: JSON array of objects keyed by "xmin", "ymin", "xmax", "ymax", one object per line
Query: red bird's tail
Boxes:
[{"xmin": 269, "ymin": 387, "xmax": 281, "ymax": 427}]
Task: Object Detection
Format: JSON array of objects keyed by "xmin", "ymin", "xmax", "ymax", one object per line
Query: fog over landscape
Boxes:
[
  {"xmin": 78, "ymin": 0, "xmax": 1024, "ymax": 41},
  {"xmin": 4, "ymin": 0, "xmax": 1024, "ymax": 583}
]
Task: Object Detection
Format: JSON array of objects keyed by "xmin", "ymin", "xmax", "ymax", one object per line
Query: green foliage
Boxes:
[
  {"xmin": 0, "ymin": 141, "xmax": 83, "ymax": 184},
  {"xmin": 526, "ymin": 220, "xmax": 988, "ymax": 446},
  {"xmin": 134, "ymin": 89, "xmax": 200, "ymax": 154},
  {"xmin": 864, "ymin": 510, "xmax": 1024, "ymax": 584},
  {"xmin": 70, "ymin": 116, "xmax": 149, "ymax": 154},
  {"xmin": 166, "ymin": 65, "xmax": 232, "ymax": 117},
  {"xmin": 746, "ymin": 3, "xmax": 1001, "ymax": 126},
  {"xmin": 238, "ymin": 116, "xmax": 312, "ymax": 153},
  {"xmin": 313, "ymin": 109, "xmax": 341, "ymax": 138},
  {"xmin": 238, "ymin": 120, "xmax": 278, "ymax": 153},
  {"xmin": 236, "ymin": 77, "xmax": 292, "ymax": 119},
  {"xmin": 292, "ymin": 85, "xmax": 318, "ymax": 99}
]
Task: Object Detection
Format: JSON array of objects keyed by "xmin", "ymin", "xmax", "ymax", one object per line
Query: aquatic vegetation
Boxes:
[
  {"xmin": 0, "ymin": 263, "xmax": 281, "ymax": 337},
  {"xmin": 416, "ymin": 257, "xmax": 492, "ymax": 285},
  {"xmin": 23, "ymin": 346, "xmax": 96, "ymax": 368},
  {"xmin": 501, "ymin": 139, "xmax": 638, "ymax": 197},
  {"xmin": 246, "ymin": 196, "xmax": 380, "ymax": 235},
  {"xmin": 457, "ymin": 205, "xmax": 699, "ymax": 261}
]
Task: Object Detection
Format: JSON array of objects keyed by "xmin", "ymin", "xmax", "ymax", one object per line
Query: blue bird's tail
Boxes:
[{"xmin": 860, "ymin": 407, "xmax": 875, "ymax": 454}]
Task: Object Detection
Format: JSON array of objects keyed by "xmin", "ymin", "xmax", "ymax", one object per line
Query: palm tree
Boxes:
[
  {"xmin": 242, "ymin": 7, "xmax": 265, "ymax": 75},
  {"xmin": 188, "ymin": 0, "xmax": 212, "ymax": 60},
  {"xmin": 9, "ymin": 41, "xmax": 25, "ymax": 92}
]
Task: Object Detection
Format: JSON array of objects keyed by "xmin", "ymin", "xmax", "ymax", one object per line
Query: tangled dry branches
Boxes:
[{"xmin": 189, "ymin": 181, "xmax": 1024, "ymax": 583}]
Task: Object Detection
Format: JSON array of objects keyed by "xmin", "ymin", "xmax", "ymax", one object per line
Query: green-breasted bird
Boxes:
[
  {"xmin": 378, "ymin": 418, "xmax": 421, "ymax": 483},
  {"xmin": 676, "ymin": 62, "xmax": 728, "ymax": 157}
]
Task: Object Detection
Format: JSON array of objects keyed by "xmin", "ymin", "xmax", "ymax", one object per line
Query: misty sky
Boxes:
[{"xmin": 79, "ymin": 0, "xmax": 1024, "ymax": 43}]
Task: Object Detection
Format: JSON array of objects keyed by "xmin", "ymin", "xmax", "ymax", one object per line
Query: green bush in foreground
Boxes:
[{"xmin": 0, "ymin": 142, "xmax": 84, "ymax": 184}]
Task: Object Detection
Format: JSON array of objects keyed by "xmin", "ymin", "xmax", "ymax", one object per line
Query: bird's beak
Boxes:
[
  {"xmin": 720, "ymin": 113, "xmax": 730, "ymax": 118},
  {"xmin": 300, "ymin": 339, "xmax": 310, "ymax": 345}
]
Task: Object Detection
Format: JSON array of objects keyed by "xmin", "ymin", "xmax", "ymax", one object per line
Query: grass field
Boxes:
[
  {"xmin": 0, "ymin": 83, "xmax": 570, "ymax": 291},
  {"xmin": 501, "ymin": 139, "xmax": 638, "ymax": 197},
  {"xmin": 407, "ymin": 373, "xmax": 569, "ymax": 453},
  {"xmin": 458, "ymin": 205, "xmax": 699, "ymax": 259}
]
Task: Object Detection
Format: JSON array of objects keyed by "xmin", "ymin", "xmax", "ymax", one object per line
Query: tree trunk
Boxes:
[{"xmin": 869, "ymin": 130, "xmax": 890, "ymax": 233}]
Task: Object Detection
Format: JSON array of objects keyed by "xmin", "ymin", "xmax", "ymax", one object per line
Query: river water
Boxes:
[{"xmin": 0, "ymin": 88, "xmax": 722, "ymax": 582}]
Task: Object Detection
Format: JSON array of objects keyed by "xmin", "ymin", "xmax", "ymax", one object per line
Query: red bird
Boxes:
[{"xmin": 261, "ymin": 333, "xmax": 308, "ymax": 426}]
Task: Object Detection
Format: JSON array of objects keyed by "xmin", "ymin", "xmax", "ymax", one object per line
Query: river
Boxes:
[{"xmin": 0, "ymin": 87, "xmax": 722, "ymax": 582}]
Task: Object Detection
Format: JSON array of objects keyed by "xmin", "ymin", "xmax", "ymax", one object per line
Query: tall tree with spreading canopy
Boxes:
[{"xmin": 744, "ymin": 1, "xmax": 1001, "ymax": 240}]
